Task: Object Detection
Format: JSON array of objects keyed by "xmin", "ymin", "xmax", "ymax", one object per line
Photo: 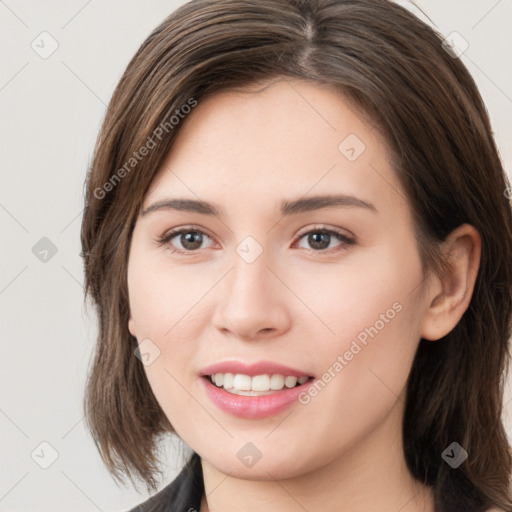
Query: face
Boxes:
[{"xmin": 127, "ymin": 78, "xmax": 431, "ymax": 480}]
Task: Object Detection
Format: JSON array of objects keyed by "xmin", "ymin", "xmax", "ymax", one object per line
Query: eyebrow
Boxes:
[{"xmin": 141, "ymin": 194, "xmax": 377, "ymax": 217}]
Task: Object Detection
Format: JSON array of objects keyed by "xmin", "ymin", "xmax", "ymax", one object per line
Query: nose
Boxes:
[{"xmin": 212, "ymin": 249, "xmax": 291, "ymax": 341}]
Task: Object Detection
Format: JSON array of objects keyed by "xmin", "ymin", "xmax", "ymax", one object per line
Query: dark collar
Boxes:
[{"xmin": 129, "ymin": 452, "xmax": 204, "ymax": 512}]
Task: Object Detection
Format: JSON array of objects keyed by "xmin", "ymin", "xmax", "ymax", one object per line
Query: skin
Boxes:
[{"xmin": 127, "ymin": 78, "xmax": 481, "ymax": 512}]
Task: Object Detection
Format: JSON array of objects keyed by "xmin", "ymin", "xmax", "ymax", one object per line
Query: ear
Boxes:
[
  {"xmin": 421, "ymin": 224, "xmax": 481, "ymax": 341},
  {"xmin": 128, "ymin": 311, "xmax": 137, "ymax": 339}
]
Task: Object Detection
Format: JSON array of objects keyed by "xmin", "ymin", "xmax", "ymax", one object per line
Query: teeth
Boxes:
[
  {"xmin": 233, "ymin": 374, "xmax": 252, "ymax": 391},
  {"xmin": 210, "ymin": 373, "xmax": 310, "ymax": 393},
  {"xmin": 270, "ymin": 374, "xmax": 284, "ymax": 390},
  {"xmin": 223, "ymin": 373, "xmax": 234, "ymax": 389},
  {"xmin": 252, "ymin": 374, "xmax": 270, "ymax": 391},
  {"xmin": 284, "ymin": 376, "xmax": 298, "ymax": 388}
]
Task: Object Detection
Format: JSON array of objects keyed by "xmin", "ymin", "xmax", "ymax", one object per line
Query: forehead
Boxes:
[{"xmin": 144, "ymin": 78, "xmax": 405, "ymax": 220}]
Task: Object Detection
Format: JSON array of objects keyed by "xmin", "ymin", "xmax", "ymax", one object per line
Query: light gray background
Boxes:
[{"xmin": 1, "ymin": 1, "xmax": 511, "ymax": 511}]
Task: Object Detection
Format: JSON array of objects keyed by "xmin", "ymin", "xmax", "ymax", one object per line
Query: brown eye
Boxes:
[
  {"xmin": 306, "ymin": 231, "xmax": 331, "ymax": 250},
  {"xmin": 177, "ymin": 231, "xmax": 204, "ymax": 250},
  {"xmin": 295, "ymin": 228, "xmax": 355, "ymax": 252},
  {"xmin": 158, "ymin": 228, "xmax": 214, "ymax": 253}
]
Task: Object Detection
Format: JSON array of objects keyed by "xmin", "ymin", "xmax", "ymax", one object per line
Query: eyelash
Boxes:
[{"xmin": 156, "ymin": 225, "xmax": 355, "ymax": 256}]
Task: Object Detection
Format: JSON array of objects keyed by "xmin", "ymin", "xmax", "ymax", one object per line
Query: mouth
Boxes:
[
  {"xmin": 204, "ymin": 373, "xmax": 314, "ymax": 396},
  {"xmin": 198, "ymin": 361, "xmax": 316, "ymax": 418}
]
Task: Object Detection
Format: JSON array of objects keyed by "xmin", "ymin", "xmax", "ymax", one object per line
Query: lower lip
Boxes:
[{"xmin": 199, "ymin": 377, "xmax": 314, "ymax": 419}]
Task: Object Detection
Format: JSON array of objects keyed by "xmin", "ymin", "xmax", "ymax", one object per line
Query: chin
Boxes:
[{"xmin": 202, "ymin": 449, "xmax": 313, "ymax": 481}]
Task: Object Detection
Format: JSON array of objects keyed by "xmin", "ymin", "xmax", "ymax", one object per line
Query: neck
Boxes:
[{"xmin": 199, "ymin": 399, "xmax": 434, "ymax": 512}]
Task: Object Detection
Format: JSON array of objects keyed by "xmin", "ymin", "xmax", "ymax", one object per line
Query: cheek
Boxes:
[
  {"xmin": 288, "ymin": 293, "xmax": 422, "ymax": 472},
  {"xmin": 127, "ymin": 267, "xmax": 203, "ymax": 436},
  {"xmin": 293, "ymin": 241, "xmax": 423, "ymax": 348},
  {"xmin": 127, "ymin": 250, "xmax": 215, "ymax": 341},
  {"xmin": 294, "ymin": 244, "xmax": 424, "ymax": 407},
  {"xmin": 308, "ymin": 305, "xmax": 420, "ymax": 443},
  {"xmin": 127, "ymin": 249, "xmax": 218, "ymax": 430}
]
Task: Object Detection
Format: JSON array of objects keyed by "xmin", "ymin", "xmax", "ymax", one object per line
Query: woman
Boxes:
[{"xmin": 80, "ymin": 0, "xmax": 512, "ymax": 511}]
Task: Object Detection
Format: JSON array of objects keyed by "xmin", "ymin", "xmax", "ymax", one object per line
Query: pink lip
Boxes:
[
  {"xmin": 199, "ymin": 360, "xmax": 313, "ymax": 378},
  {"xmin": 199, "ymin": 376, "xmax": 314, "ymax": 419},
  {"xmin": 198, "ymin": 360, "xmax": 315, "ymax": 419}
]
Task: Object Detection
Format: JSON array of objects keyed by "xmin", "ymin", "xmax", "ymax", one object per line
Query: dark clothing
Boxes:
[{"xmin": 128, "ymin": 453, "xmax": 204, "ymax": 512}]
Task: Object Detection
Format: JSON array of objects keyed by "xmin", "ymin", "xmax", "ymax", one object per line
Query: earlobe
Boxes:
[
  {"xmin": 420, "ymin": 224, "xmax": 481, "ymax": 341},
  {"xmin": 128, "ymin": 313, "xmax": 137, "ymax": 339}
]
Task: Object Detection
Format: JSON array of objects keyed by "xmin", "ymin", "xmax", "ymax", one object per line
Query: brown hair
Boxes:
[{"xmin": 80, "ymin": 0, "xmax": 512, "ymax": 509}]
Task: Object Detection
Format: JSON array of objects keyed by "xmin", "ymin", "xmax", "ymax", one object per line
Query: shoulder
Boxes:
[{"xmin": 127, "ymin": 453, "xmax": 203, "ymax": 512}]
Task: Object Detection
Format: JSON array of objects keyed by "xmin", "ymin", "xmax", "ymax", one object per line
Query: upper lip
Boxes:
[{"xmin": 199, "ymin": 360, "xmax": 314, "ymax": 378}]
